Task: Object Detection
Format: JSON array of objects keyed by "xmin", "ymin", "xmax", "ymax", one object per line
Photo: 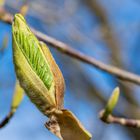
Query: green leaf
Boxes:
[
  {"xmin": 12, "ymin": 13, "xmax": 57, "ymax": 114},
  {"xmin": 13, "ymin": 14, "xmax": 53, "ymax": 90}
]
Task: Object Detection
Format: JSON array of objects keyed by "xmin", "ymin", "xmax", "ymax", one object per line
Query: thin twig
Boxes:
[
  {"xmin": 84, "ymin": 0, "xmax": 139, "ymax": 107},
  {"xmin": 1, "ymin": 8, "xmax": 140, "ymax": 85},
  {"xmin": 99, "ymin": 110, "xmax": 140, "ymax": 128},
  {"xmin": 0, "ymin": 111, "xmax": 14, "ymax": 128}
]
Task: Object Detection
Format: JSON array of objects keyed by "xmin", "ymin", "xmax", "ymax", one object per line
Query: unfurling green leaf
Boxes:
[
  {"xmin": 12, "ymin": 13, "xmax": 92, "ymax": 140},
  {"xmin": 12, "ymin": 14, "xmax": 57, "ymax": 114}
]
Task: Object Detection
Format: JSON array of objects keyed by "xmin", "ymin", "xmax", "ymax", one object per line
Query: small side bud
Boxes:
[{"xmin": 100, "ymin": 87, "xmax": 120, "ymax": 121}]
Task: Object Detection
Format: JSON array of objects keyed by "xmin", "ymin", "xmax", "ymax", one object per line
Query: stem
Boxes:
[{"xmin": 99, "ymin": 110, "xmax": 140, "ymax": 128}]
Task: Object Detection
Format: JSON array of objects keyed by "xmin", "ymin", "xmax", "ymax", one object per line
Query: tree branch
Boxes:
[
  {"xmin": 0, "ymin": 111, "xmax": 13, "ymax": 128},
  {"xmin": 1, "ymin": 8, "xmax": 140, "ymax": 85},
  {"xmin": 84, "ymin": 0, "xmax": 140, "ymax": 107},
  {"xmin": 99, "ymin": 110, "xmax": 140, "ymax": 128}
]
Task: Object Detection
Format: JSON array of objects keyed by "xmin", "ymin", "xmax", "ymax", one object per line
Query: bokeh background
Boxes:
[{"xmin": 0, "ymin": 0, "xmax": 140, "ymax": 140}]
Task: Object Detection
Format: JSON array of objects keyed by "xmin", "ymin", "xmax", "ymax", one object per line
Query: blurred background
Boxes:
[{"xmin": 0, "ymin": 0, "xmax": 140, "ymax": 140}]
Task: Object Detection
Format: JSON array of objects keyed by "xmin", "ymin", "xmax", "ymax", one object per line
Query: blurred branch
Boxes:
[
  {"xmin": 67, "ymin": 61, "xmax": 140, "ymax": 119},
  {"xmin": 84, "ymin": 0, "xmax": 139, "ymax": 108},
  {"xmin": 100, "ymin": 111, "xmax": 140, "ymax": 128},
  {"xmin": 99, "ymin": 87, "xmax": 140, "ymax": 128},
  {"xmin": 0, "ymin": 112, "xmax": 13, "ymax": 128},
  {"xmin": 0, "ymin": 81, "xmax": 24, "ymax": 128},
  {"xmin": 1, "ymin": 8, "xmax": 140, "ymax": 86},
  {"xmin": 84, "ymin": 0, "xmax": 120, "ymax": 62},
  {"xmin": 0, "ymin": 34, "xmax": 8, "ymax": 55}
]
